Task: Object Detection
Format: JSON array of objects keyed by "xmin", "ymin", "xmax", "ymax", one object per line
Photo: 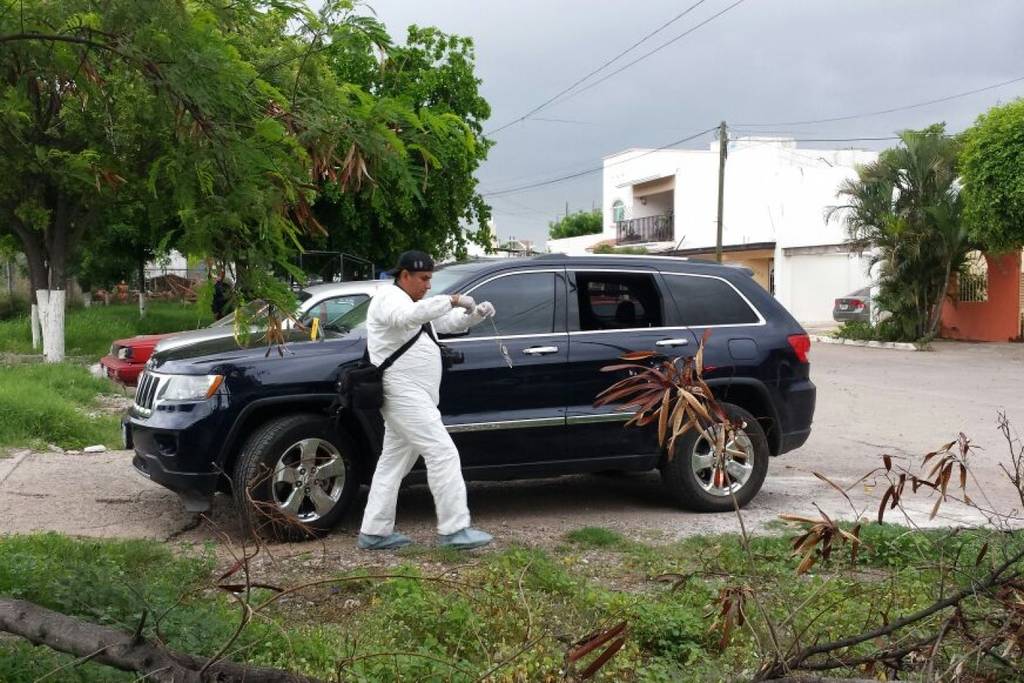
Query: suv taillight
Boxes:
[{"xmin": 788, "ymin": 334, "xmax": 810, "ymax": 363}]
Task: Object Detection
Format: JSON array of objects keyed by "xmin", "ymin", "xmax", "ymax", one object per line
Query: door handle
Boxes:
[
  {"xmin": 523, "ymin": 345, "xmax": 559, "ymax": 356},
  {"xmin": 656, "ymin": 338, "xmax": 690, "ymax": 347}
]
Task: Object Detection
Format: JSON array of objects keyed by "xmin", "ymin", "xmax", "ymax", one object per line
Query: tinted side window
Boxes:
[
  {"xmin": 573, "ymin": 272, "xmax": 664, "ymax": 330},
  {"xmin": 462, "ymin": 272, "xmax": 557, "ymax": 337},
  {"xmin": 663, "ymin": 274, "xmax": 759, "ymax": 325},
  {"xmin": 301, "ymin": 294, "xmax": 369, "ymax": 328}
]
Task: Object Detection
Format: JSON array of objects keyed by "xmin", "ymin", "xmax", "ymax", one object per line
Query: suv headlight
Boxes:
[{"xmin": 157, "ymin": 374, "xmax": 224, "ymax": 402}]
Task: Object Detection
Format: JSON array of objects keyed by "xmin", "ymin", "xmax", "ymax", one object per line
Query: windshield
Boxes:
[
  {"xmin": 317, "ymin": 298, "xmax": 371, "ymax": 336},
  {"xmin": 429, "ymin": 261, "xmax": 492, "ymax": 294},
  {"xmin": 210, "ymin": 300, "xmax": 268, "ymax": 328}
]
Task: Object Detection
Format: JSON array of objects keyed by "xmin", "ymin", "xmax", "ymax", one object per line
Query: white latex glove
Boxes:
[
  {"xmin": 452, "ymin": 294, "xmax": 476, "ymax": 311},
  {"xmin": 474, "ymin": 301, "xmax": 495, "ymax": 318}
]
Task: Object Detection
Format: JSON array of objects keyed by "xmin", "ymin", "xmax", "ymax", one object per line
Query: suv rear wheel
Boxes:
[
  {"xmin": 661, "ymin": 402, "xmax": 769, "ymax": 512},
  {"xmin": 233, "ymin": 414, "xmax": 358, "ymax": 541}
]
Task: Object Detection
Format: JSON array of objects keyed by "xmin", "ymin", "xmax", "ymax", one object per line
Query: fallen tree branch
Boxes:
[
  {"xmin": 0, "ymin": 597, "xmax": 324, "ymax": 683},
  {"xmin": 756, "ymin": 543, "xmax": 1024, "ymax": 679}
]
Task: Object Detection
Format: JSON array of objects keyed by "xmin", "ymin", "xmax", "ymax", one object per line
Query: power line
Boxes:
[
  {"xmin": 484, "ymin": 0, "xmax": 711, "ymax": 136},
  {"xmin": 541, "ymin": 0, "xmax": 749, "ymax": 110},
  {"xmin": 483, "ymin": 126, "xmax": 718, "ymax": 197},
  {"xmin": 734, "ymin": 73, "xmax": 1024, "ymax": 128}
]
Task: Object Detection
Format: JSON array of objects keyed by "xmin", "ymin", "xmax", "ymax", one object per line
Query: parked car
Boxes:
[
  {"xmin": 100, "ymin": 281, "xmax": 384, "ymax": 386},
  {"xmin": 832, "ymin": 287, "xmax": 871, "ymax": 323},
  {"xmin": 125, "ymin": 255, "xmax": 815, "ymax": 540},
  {"xmin": 101, "ymin": 334, "xmax": 168, "ymax": 386}
]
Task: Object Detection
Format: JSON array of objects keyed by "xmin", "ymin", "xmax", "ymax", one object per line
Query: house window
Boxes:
[
  {"xmin": 612, "ymin": 200, "xmax": 625, "ymax": 223},
  {"xmin": 958, "ymin": 251, "xmax": 988, "ymax": 303}
]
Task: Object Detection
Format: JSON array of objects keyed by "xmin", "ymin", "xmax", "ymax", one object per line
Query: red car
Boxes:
[{"xmin": 100, "ymin": 334, "xmax": 172, "ymax": 386}]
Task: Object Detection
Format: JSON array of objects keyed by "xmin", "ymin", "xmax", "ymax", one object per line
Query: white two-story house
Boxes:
[{"xmin": 547, "ymin": 137, "xmax": 880, "ymax": 323}]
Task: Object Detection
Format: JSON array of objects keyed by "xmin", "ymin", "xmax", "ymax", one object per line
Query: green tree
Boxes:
[
  {"xmin": 960, "ymin": 98, "xmax": 1024, "ymax": 251},
  {"xmin": 828, "ymin": 126, "xmax": 970, "ymax": 341},
  {"xmin": 0, "ymin": 1, "xmax": 475, "ymax": 359},
  {"xmin": 308, "ymin": 24, "xmax": 494, "ymax": 266},
  {"xmin": 549, "ymin": 209, "xmax": 603, "ymax": 240}
]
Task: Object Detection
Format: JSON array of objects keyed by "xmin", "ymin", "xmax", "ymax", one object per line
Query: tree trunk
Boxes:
[
  {"xmin": 138, "ymin": 292, "xmax": 146, "ymax": 318},
  {"xmin": 927, "ymin": 260, "xmax": 953, "ymax": 338},
  {"xmin": 36, "ymin": 289, "xmax": 65, "ymax": 363},
  {"xmin": 44, "ymin": 289, "xmax": 65, "ymax": 362},
  {"xmin": 0, "ymin": 597, "xmax": 325, "ymax": 683},
  {"xmin": 10, "ymin": 222, "xmax": 48, "ymax": 351}
]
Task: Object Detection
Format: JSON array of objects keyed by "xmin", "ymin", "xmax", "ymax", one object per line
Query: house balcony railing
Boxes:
[{"xmin": 616, "ymin": 214, "xmax": 673, "ymax": 244}]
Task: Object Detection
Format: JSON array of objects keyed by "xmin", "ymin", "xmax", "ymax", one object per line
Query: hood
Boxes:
[
  {"xmin": 149, "ymin": 328, "xmax": 366, "ymax": 376},
  {"xmin": 114, "ymin": 333, "xmax": 171, "ymax": 347},
  {"xmin": 154, "ymin": 326, "xmax": 238, "ymax": 353}
]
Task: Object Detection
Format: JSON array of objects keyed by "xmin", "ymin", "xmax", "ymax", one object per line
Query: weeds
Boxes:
[
  {"xmin": 1, "ymin": 527, "xmax": 995, "ymax": 682},
  {"xmin": 0, "ymin": 363, "xmax": 121, "ymax": 448}
]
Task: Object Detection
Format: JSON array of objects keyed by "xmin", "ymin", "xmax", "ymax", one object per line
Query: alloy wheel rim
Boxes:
[
  {"xmin": 689, "ymin": 424, "xmax": 755, "ymax": 497},
  {"xmin": 270, "ymin": 438, "xmax": 346, "ymax": 522}
]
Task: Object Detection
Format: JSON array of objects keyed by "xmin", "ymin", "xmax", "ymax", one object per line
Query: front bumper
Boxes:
[
  {"xmin": 100, "ymin": 355, "xmax": 145, "ymax": 386},
  {"xmin": 125, "ymin": 397, "xmax": 233, "ymax": 511}
]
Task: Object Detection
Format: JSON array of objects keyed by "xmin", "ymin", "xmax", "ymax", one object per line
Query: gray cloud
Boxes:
[{"xmin": 366, "ymin": 0, "xmax": 1024, "ymax": 244}]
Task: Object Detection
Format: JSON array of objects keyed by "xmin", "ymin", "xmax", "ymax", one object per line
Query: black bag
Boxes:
[{"xmin": 335, "ymin": 327, "xmax": 425, "ymax": 411}]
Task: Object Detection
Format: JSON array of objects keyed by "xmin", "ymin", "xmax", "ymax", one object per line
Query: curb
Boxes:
[{"xmin": 809, "ymin": 334, "xmax": 920, "ymax": 352}]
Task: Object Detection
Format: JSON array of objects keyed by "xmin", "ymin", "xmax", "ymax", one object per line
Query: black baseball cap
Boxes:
[{"xmin": 390, "ymin": 250, "xmax": 434, "ymax": 275}]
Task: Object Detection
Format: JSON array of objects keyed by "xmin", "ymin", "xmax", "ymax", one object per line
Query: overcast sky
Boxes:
[{"xmin": 362, "ymin": 0, "xmax": 1024, "ymax": 245}]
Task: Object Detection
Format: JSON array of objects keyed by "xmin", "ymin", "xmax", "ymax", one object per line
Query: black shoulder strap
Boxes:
[
  {"xmin": 378, "ymin": 326, "xmax": 425, "ymax": 372},
  {"xmin": 423, "ymin": 322, "xmax": 441, "ymax": 347}
]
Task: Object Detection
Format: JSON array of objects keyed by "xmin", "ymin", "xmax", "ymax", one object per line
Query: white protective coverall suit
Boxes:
[{"xmin": 359, "ymin": 284, "xmax": 488, "ymax": 537}]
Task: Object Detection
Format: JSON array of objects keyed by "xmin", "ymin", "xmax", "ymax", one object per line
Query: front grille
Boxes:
[{"xmin": 134, "ymin": 371, "xmax": 163, "ymax": 414}]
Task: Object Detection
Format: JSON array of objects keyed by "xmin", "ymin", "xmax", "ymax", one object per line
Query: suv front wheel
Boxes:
[
  {"xmin": 233, "ymin": 414, "xmax": 358, "ymax": 541},
  {"xmin": 661, "ymin": 402, "xmax": 769, "ymax": 512}
]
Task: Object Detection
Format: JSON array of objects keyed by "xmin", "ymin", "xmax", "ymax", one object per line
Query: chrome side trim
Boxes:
[
  {"xmin": 566, "ymin": 413, "xmax": 632, "ymax": 425},
  {"xmin": 567, "ymin": 325, "xmax": 692, "ymax": 337},
  {"xmin": 443, "ymin": 332, "xmax": 567, "ymax": 345},
  {"xmin": 445, "ymin": 416, "xmax": 565, "ymax": 433}
]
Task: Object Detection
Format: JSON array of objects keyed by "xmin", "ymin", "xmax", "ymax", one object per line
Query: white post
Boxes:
[
  {"xmin": 138, "ymin": 291, "xmax": 146, "ymax": 318},
  {"xmin": 48, "ymin": 289, "xmax": 65, "ymax": 362},
  {"xmin": 35, "ymin": 289, "xmax": 48, "ymax": 355},
  {"xmin": 83, "ymin": 291, "xmax": 92, "ymax": 308},
  {"xmin": 30, "ymin": 303, "xmax": 41, "ymax": 350}
]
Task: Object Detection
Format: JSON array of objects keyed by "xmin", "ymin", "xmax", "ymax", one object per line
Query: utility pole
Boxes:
[{"xmin": 716, "ymin": 120, "xmax": 727, "ymax": 263}]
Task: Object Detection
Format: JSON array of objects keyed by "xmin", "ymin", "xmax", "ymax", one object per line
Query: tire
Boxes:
[
  {"xmin": 660, "ymin": 402, "xmax": 769, "ymax": 512},
  {"xmin": 233, "ymin": 414, "xmax": 359, "ymax": 542}
]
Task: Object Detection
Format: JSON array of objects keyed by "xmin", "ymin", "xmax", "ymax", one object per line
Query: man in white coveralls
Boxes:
[{"xmin": 357, "ymin": 250, "xmax": 496, "ymax": 550}]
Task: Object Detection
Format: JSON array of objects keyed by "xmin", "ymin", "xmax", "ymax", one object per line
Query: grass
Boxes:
[
  {"xmin": 0, "ymin": 363, "xmax": 122, "ymax": 449},
  {"xmin": 0, "ymin": 301, "xmax": 213, "ymax": 361},
  {"xmin": 0, "ymin": 525, "xmax": 1014, "ymax": 682},
  {"xmin": 565, "ymin": 526, "xmax": 627, "ymax": 548}
]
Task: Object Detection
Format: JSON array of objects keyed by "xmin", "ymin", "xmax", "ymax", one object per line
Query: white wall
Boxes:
[
  {"xmin": 601, "ymin": 139, "xmax": 877, "ymax": 252},
  {"xmin": 775, "ymin": 251, "xmax": 873, "ymax": 323}
]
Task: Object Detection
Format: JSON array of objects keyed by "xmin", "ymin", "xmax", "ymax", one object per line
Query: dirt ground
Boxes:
[{"xmin": 2, "ymin": 341, "xmax": 1022, "ymax": 555}]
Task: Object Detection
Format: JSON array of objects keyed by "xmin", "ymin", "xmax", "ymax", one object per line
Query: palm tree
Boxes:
[{"xmin": 827, "ymin": 125, "xmax": 971, "ymax": 340}]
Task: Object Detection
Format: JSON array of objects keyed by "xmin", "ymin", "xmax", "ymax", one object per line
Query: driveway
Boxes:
[{"xmin": 2, "ymin": 341, "xmax": 1022, "ymax": 548}]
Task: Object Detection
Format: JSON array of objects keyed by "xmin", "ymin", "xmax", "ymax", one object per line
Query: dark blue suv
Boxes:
[{"xmin": 126, "ymin": 255, "xmax": 815, "ymax": 539}]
